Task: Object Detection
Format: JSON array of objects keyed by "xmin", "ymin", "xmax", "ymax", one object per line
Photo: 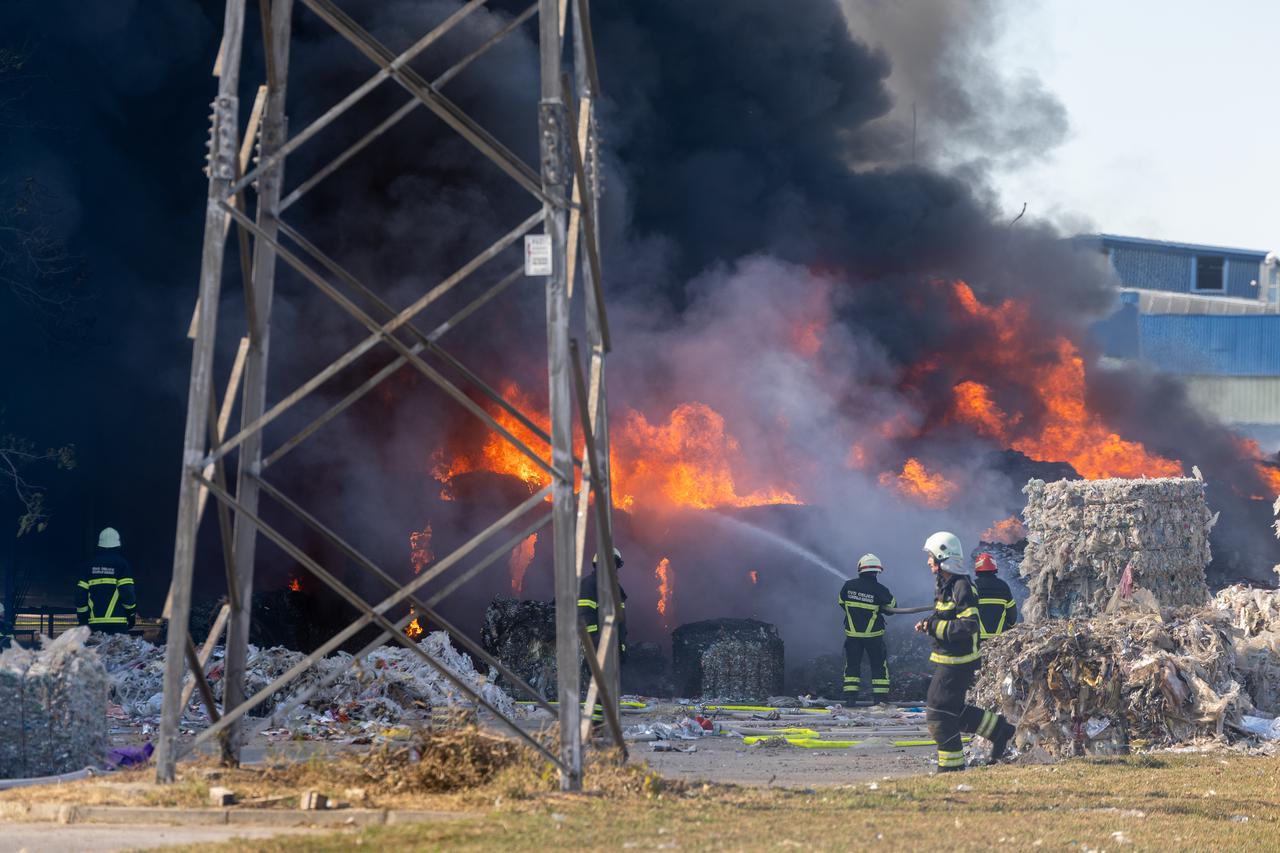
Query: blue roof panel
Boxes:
[{"xmin": 1137, "ymin": 315, "xmax": 1280, "ymax": 376}]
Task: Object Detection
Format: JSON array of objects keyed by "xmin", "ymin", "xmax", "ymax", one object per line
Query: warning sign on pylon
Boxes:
[{"xmin": 524, "ymin": 234, "xmax": 553, "ymax": 276}]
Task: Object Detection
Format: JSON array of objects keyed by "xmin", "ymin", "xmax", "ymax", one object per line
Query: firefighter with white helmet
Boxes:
[
  {"xmin": 837, "ymin": 553, "xmax": 897, "ymax": 705},
  {"xmin": 75, "ymin": 527, "xmax": 138, "ymax": 634},
  {"xmin": 916, "ymin": 531, "xmax": 1015, "ymax": 771}
]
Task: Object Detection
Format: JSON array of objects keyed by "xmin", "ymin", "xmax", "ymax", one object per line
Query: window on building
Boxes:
[{"xmin": 1195, "ymin": 255, "xmax": 1225, "ymax": 291}]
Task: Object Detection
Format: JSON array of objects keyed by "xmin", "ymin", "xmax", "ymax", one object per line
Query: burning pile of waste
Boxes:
[{"xmin": 1020, "ymin": 476, "xmax": 1213, "ymax": 621}]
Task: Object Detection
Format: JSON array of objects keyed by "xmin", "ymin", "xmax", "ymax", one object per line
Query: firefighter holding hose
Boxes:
[{"xmin": 915, "ymin": 532, "xmax": 1015, "ymax": 772}]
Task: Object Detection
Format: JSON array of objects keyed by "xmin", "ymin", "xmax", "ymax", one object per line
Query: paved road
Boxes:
[{"xmin": 0, "ymin": 823, "xmax": 333, "ymax": 852}]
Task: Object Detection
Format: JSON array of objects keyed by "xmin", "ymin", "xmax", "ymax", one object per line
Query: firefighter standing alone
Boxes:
[
  {"xmin": 75, "ymin": 527, "xmax": 138, "ymax": 634},
  {"xmin": 915, "ymin": 532, "xmax": 1014, "ymax": 771},
  {"xmin": 838, "ymin": 553, "xmax": 896, "ymax": 704}
]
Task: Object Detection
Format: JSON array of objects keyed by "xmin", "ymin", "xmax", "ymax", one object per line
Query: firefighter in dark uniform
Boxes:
[
  {"xmin": 973, "ymin": 552, "xmax": 1018, "ymax": 642},
  {"xmin": 915, "ymin": 532, "xmax": 1014, "ymax": 772},
  {"xmin": 75, "ymin": 527, "xmax": 138, "ymax": 634},
  {"xmin": 838, "ymin": 554, "xmax": 896, "ymax": 704},
  {"xmin": 578, "ymin": 548, "xmax": 626, "ymax": 723}
]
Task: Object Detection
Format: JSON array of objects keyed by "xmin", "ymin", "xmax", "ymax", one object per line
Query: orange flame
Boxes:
[
  {"xmin": 981, "ymin": 516, "xmax": 1027, "ymax": 544},
  {"xmin": 613, "ymin": 403, "xmax": 801, "ymax": 511},
  {"xmin": 432, "ymin": 381, "xmax": 801, "ymax": 513},
  {"xmin": 878, "ymin": 458, "xmax": 958, "ymax": 508},
  {"xmin": 410, "ymin": 523, "xmax": 434, "ymax": 575},
  {"xmin": 288, "ymin": 577, "xmax": 302, "ymax": 593},
  {"xmin": 946, "ymin": 282, "xmax": 1182, "ymax": 480},
  {"xmin": 405, "ymin": 614, "xmax": 424, "ymax": 639},
  {"xmin": 655, "ymin": 557, "xmax": 672, "ymax": 624},
  {"xmin": 748, "ymin": 570, "xmax": 759, "ymax": 585},
  {"xmin": 509, "ymin": 533, "xmax": 537, "ymax": 595}
]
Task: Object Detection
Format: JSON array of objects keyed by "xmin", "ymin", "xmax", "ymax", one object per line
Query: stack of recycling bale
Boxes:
[
  {"xmin": 971, "ymin": 476, "xmax": 1244, "ymax": 759},
  {"xmin": 672, "ymin": 619, "xmax": 784, "ymax": 700},
  {"xmin": 1020, "ymin": 477, "xmax": 1212, "ymax": 621},
  {"xmin": 0, "ymin": 627, "xmax": 107, "ymax": 778}
]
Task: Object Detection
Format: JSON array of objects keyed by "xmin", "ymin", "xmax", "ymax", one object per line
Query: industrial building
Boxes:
[{"xmin": 1089, "ymin": 234, "xmax": 1280, "ymax": 445}]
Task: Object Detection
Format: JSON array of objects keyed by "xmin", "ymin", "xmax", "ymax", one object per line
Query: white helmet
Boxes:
[
  {"xmin": 924, "ymin": 531, "xmax": 971, "ymax": 576},
  {"xmin": 592, "ymin": 547, "xmax": 623, "ymax": 569},
  {"xmin": 98, "ymin": 527, "xmax": 122, "ymax": 549},
  {"xmin": 857, "ymin": 553, "xmax": 883, "ymax": 573}
]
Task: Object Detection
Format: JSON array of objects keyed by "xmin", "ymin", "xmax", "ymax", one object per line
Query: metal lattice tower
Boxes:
[{"xmin": 156, "ymin": 0, "xmax": 621, "ymax": 791}]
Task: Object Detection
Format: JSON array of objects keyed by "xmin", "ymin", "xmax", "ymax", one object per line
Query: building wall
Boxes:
[
  {"xmin": 1109, "ymin": 245, "xmax": 1262, "ymax": 299},
  {"xmin": 1137, "ymin": 314, "xmax": 1280, "ymax": 375},
  {"xmin": 1181, "ymin": 376, "xmax": 1280, "ymax": 426}
]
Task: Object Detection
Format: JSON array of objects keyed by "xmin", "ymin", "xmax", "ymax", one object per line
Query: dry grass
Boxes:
[
  {"xmin": 149, "ymin": 752, "xmax": 1280, "ymax": 852},
  {"xmin": 0, "ymin": 723, "xmax": 670, "ymax": 812}
]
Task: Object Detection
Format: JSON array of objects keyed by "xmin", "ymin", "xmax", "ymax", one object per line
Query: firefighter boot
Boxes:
[{"xmin": 987, "ymin": 719, "xmax": 1016, "ymax": 765}]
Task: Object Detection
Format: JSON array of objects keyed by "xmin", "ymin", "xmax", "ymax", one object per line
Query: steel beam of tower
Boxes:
[{"xmin": 156, "ymin": 0, "xmax": 619, "ymax": 791}]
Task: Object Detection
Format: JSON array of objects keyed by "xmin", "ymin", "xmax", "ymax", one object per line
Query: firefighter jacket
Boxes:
[
  {"xmin": 578, "ymin": 571, "xmax": 627, "ymax": 653},
  {"xmin": 838, "ymin": 573, "xmax": 896, "ymax": 638},
  {"xmin": 76, "ymin": 548, "xmax": 137, "ymax": 630},
  {"xmin": 973, "ymin": 573, "xmax": 1018, "ymax": 641},
  {"xmin": 925, "ymin": 573, "xmax": 980, "ymax": 666}
]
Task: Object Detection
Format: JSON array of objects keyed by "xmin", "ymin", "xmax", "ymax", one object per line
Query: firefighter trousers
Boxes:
[
  {"xmin": 842, "ymin": 635, "xmax": 890, "ymax": 699},
  {"xmin": 925, "ymin": 660, "xmax": 1007, "ymax": 769}
]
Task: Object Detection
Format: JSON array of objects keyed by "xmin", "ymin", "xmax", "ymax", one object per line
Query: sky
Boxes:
[{"xmin": 987, "ymin": 0, "xmax": 1278, "ymax": 252}]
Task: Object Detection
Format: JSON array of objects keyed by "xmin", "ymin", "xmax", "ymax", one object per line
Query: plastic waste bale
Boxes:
[
  {"xmin": 1020, "ymin": 477, "xmax": 1213, "ymax": 621},
  {"xmin": 671, "ymin": 619, "xmax": 784, "ymax": 700},
  {"xmin": 481, "ymin": 597, "xmax": 558, "ymax": 700},
  {"xmin": 971, "ymin": 609, "xmax": 1246, "ymax": 759},
  {"xmin": 0, "ymin": 626, "xmax": 108, "ymax": 778}
]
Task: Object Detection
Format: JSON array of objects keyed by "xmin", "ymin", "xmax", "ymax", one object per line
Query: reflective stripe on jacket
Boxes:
[
  {"xmin": 577, "ymin": 571, "xmax": 627, "ymax": 652},
  {"xmin": 77, "ymin": 549, "xmax": 137, "ymax": 627},
  {"xmin": 974, "ymin": 574, "xmax": 1018, "ymax": 640},
  {"xmin": 926, "ymin": 574, "xmax": 980, "ymax": 665},
  {"xmin": 838, "ymin": 574, "xmax": 896, "ymax": 638}
]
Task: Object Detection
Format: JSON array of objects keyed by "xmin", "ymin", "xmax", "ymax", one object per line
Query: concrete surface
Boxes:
[{"xmin": 0, "ymin": 822, "xmax": 334, "ymax": 852}]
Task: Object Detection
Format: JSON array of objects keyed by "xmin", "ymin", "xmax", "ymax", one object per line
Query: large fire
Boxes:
[
  {"xmin": 655, "ymin": 557, "xmax": 672, "ymax": 624},
  {"xmin": 509, "ymin": 533, "xmax": 537, "ymax": 595},
  {"xmin": 878, "ymin": 458, "xmax": 958, "ymax": 508},
  {"xmin": 945, "ymin": 283, "xmax": 1183, "ymax": 480},
  {"xmin": 432, "ymin": 381, "xmax": 800, "ymax": 513}
]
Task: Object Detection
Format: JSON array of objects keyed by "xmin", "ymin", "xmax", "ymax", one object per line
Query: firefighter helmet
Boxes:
[
  {"xmin": 857, "ymin": 553, "xmax": 883, "ymax": 573},
  {"xmin": 98, "ymin": 527, "xmax": 122, "ymax": 549},
  {"xmin": 975, "ymin": 552, "xmax": 998, "ymax": 573},
  {"xmin": 592, "ymin": 547, "xmax": 623, "ymax": 569},
  {"xmin": 923, "ymin": 531, "xmax": 963, "ymax": 567}
]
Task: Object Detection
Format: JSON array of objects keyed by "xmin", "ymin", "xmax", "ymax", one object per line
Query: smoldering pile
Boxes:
[
  {"xmin": 94, "ymin": 631, "xmax": 515, "ymax": 737},
  {"xmin": 1020, "ymin": 477, "xmax": 1213, "ymax": 621},
  {"xmin": 971, "ymin": 606, "xmax": 1248, "ymax": 759},
  {"xmin": 0, "ymin": 627, "xmax": 108, "ymax": 778}
]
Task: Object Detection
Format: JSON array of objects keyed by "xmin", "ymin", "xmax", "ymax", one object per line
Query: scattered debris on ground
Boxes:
[
  {"xmin": 1020, "ymin": 477, "xmax": 1213, "ymax": 620},
  {"xmin": 93, "ymin": 630, "xmax": 516, "ymax": 741},
  {"xmin": 0, "ymin": 627, "xmax": 107, "ymax": 777}
]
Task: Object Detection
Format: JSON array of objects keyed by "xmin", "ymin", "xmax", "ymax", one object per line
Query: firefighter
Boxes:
[
  {"xmin": 915, "ymin": 532, "xmax": 1015, "ymax": 771},
  {"xmin": 578, "ymin": 548, "xmax": 627, "ymax": 723},
  {"xmin": 75, "ymin": 527, "xmax": 137, "ymax": 634},
  {"xmin": 973, "ymin": 552, "xmax": 1018, "ymax": 642},
  {"xmin": 838, "ymin": 553, "xmax": 896, "ymax": 704}
]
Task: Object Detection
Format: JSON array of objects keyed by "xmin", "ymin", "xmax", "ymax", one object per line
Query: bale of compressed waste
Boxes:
[
  {"xmin": 1020, "ymin": 477, "xmax": 1213, "ymax": 621},
  {"xmin": 1209, "ymin": 584, "xmax": 1280, "ymax": 714},
  {"xmin": 671, "ymin": 619, "xmax": 783, "ymax": 699},
  {"xmin": 0, "ymin": 627, "xmax": 107, "ymax": 778},
  {"xmin": 621, "ymin": 641, "xmax": 670, "ymax": 697},
  {"xmin": 971, "ymin": 609, "xmax": 1246, "ymax": 758},
  {"xmin": 481, "ymin": 597, "xmax": 559, "ymax": 699}
]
